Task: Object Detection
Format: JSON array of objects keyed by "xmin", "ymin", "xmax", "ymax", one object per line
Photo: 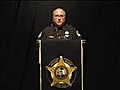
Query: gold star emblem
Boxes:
[{"xmin": 46, "ymin": 56, "xmax": 77, "ymax": 87}]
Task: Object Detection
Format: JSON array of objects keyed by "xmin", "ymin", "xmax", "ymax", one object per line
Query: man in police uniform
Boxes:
[{"xmin": 38, "ymin": 7, "xmax": 81, "ymax": 40}]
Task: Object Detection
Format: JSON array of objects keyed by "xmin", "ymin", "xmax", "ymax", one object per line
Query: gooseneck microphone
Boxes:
[
  {"xmin": 54, "ymin": 26, "xmax": 68, "ymax": 40},
  {"xmin": 54, "ymin": 27, "xmax": 59, "ymax": 37}
]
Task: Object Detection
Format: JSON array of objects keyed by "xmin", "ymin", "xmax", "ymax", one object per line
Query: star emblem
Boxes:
[{"xmin": 46, "ymin": 56, "xmax": 77, "ymax": 87}]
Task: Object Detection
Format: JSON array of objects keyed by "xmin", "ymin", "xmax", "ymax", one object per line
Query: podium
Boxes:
[{"xmin": 37, "ymin": 39, "xmax": 86, "ymax": 90}]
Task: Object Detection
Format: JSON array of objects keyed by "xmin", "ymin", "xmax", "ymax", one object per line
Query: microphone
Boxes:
[
  {"xmin": 60, "ymin": 36, "xmax": 67, "ymax": 40},
  {"xmin": 54, "ymin": 26, "xmax": 59, "ymax": 37},
  {"xmin": 59, "ymin": 31, "xmax": 69, "ymax": 40},
  {"xmin": 54, "ymin": 26, "xmax": 68, "ymax": 40}
]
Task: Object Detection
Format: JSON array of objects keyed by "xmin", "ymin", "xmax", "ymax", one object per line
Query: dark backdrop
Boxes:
[{"xmin": 0, "ymin": 1, "xmax": 120, "ymax": 90}]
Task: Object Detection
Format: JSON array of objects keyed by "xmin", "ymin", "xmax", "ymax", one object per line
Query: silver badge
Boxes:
[{"xmin": 65, "ymin": 31, "xmax": 69, "ymax": 38}]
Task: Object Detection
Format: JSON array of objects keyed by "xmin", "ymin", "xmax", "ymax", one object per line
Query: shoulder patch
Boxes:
[
  {"xmin": 76, "ymin": 30, "xmax": 81, "ymax": 37},
  {"xmin": 38, "ymin": 31, "xmax": 42, "ymax": 38}
]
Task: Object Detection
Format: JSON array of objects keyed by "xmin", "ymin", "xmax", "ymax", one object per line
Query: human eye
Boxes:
[
  {"xmin": 60, "ymin": 15, "xmax": 64, "ymax": 17},
  {"xmin": 54, "ymin": 15, "xmax": 59, "ymax": 17}
]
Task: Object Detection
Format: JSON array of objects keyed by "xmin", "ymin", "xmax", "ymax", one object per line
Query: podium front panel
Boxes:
[{"xmin": 41, "ymin": 40, "xmax": 81, "ymax": 90}]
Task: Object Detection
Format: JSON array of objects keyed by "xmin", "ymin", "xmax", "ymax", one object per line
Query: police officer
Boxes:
[{"xmin": 38, "ymin": 7, "xmax": 81, "ymax": 40}]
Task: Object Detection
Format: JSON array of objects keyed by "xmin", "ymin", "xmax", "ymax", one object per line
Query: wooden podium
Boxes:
[{"xmin": 37, "ymin": 39, "xmax": 86, "ymax": 90}]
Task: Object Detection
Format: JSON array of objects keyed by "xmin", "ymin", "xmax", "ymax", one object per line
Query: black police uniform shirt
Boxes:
[{"xmin": 38, "ymin": 24, "xmax": 81, "ymax": 40}]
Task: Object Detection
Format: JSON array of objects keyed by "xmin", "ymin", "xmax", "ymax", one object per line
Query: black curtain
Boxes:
[{"xmin": 0, "ymin": 1, "xmax": 120, "ymax": 90}]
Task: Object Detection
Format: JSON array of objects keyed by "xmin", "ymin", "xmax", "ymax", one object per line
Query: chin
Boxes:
[{"xmin": 57, "ymin": 25, "xmax": 63, "ymax": 27}]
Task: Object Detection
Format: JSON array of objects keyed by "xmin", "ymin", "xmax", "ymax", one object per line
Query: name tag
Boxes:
[{"xmin": 48, "ymin": 35, "xmax": 54, "ymax": 39}]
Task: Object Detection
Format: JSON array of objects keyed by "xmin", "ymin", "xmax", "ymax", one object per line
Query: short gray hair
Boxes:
[{"xmin": 52, "ymin": 8, "xmax": 66, "ymax": 17}]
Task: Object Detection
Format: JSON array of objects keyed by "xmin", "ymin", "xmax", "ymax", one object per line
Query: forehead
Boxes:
[{"xmin": 53, "ymin": 8, "xmax": 65, "ymax": 15}]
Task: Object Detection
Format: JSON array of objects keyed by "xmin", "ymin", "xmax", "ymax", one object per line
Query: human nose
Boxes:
[{"xmin": 58, "ymin": 18, "xmax": 61, "ymax": 21}]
